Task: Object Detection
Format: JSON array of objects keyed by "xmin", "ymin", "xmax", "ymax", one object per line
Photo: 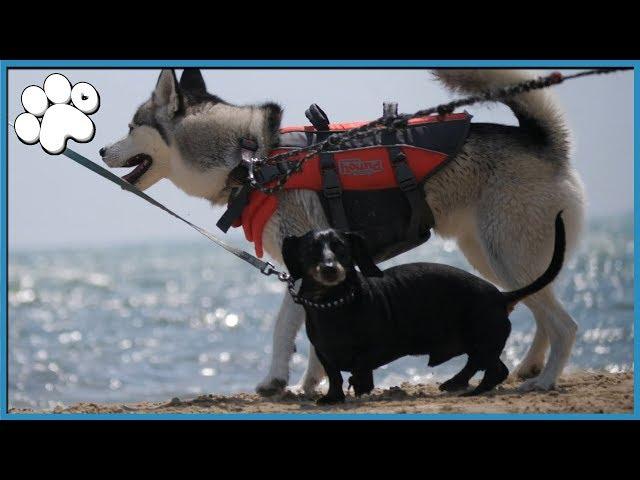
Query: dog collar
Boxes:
[
  {"xmin": 227, "ymin": 137, "xmax": 259, "ymax": 186},
  {"xmin": 216, "ymin": 138, "xmax": 261, "ymax": 234},
  {"xmin": 292, "ymin": 286, "xmax": 357, "ymax": 310}
]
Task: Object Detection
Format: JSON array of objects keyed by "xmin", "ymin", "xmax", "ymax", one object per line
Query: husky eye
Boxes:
[{"xmin": 128, "ymin": 124, "xmax": 135, "ymax": 134}]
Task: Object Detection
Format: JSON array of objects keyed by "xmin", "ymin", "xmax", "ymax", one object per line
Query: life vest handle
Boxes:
[{"xmin": 305, "ymin": 103, "xmax": 330, "ymax": 131}]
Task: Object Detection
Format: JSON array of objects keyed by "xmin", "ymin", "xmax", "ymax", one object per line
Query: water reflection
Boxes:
[{"xmin": 8, "ymin": 214, "xmax": 634, "ymax": 409}]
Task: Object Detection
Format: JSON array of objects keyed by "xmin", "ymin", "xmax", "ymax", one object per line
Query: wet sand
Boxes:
[{"xmin": 11, "ymin": 371, "xmax": 633, "ymax": 415}]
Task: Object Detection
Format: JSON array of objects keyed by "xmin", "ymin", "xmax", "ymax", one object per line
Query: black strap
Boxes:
[
  {"xmin": 216, "ymin": 185, "xmax": 251, "ymax": 233},
  {"xmin": 216, "ymin": 138, "xmax": 260, "ymax": 232},
  {"xmin": 239, "ymin": 137, "xmax": 258, "ymax": 152},
  {"xmin": 252, "ymin": 161, "xmax": 295, "ymax": 185},
  {"xmin": 388, "ymin": 146, "xmax": 430, "ymax": 240},
  {"xmin": 320, "ymin": 152, "xmax": 349, "ymax": 230},
  {"xmin": 227, "ymin": 164, "xmax": 248, "ymax": 186},
  {"xmin": 60, "ymin": 147, "xmax": 273, "ymax": 273}
]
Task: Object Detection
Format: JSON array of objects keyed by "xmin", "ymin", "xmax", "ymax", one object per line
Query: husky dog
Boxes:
[{"xmin": 100, "ymin": 68, "xmax": 584, "ymax": 395}]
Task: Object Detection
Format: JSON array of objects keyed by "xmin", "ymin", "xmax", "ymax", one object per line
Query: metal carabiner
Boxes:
[
  {"xmin": 244, "ymin": 156, "xmax": 263, "ymax": 188},
  {"xmin": 278, "ymin": 271, "xmax": 292, "ymax": 283},
  {"xmin": 260, "ymin": 261, "xmax": 276, "ymax": 276}
]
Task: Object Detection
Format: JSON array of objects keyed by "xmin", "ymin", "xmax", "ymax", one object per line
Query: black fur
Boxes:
[
  {"xmin": 179, "ymin": 68, "xmax": 207, "ymax": 94},
  {"xmin": 468, "ymin": 123, "xmax": 562, "ymax": 161},
  {"xmin": 261, "ymin": 101, "xmax": 284, "ymax": 142},
  {"xmin": 282, "ymin": 213, "xmax": 565, "ymax": 404},
  {"xmin": 282, "ymin": 236, "xmax": 303, "ymax": 280},
  {"xmin": 177, "ymin": 70, "xmax": 281, "ymax": 142},
  {"xmin": 177, "ymin": 68, "xmax": 228, "ymax": 107}
]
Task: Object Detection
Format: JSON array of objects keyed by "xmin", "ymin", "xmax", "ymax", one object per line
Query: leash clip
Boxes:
[
  {"xmin": 278, "ymin": 271, "xmax": 293, "ymax": 283},
  {"xmin": 260, "ymin": 261, "xmax": 277, "ymax": 276},
  {"xmin": 260, "ymin": 262, "xmax": 293, "ymax": 285},
  {"xmin": 245, "ymin": 156, "xmax": 263, "ymax": 188}
]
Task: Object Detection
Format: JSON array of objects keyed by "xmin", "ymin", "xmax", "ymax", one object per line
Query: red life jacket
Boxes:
[{"xmin": 219, "ymin": 109, "xmax": 471, "ymax": 261}]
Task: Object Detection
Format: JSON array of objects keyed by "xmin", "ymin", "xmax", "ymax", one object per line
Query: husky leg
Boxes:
[
  {"xmin": 479, "ymin": 247, "xmax": 575, "ymax": 391},
  {"xmin": 518, "ymin": 290, "xmax": 577, "ymax": 391},
  {"xmin": 457, "ymin": 230, "xmax": 550, "ymax": 379},
  {"xmin": 472, "ymin": 194, "xmax": 580, "ymax": 391},
  {"xmin": 514, "ymin": 298, "xmax": 549, "ymax": 379},
  {"xmin": 256, "ymin": 292, "xmax": 305, "ymax": 396},
  {"xmin": 456, "ymin": 231, "xmax": 502, "ymax": 285},
  {"xmin": 298, "ymin": 344, "xmax": 326, "ymax": 395}
]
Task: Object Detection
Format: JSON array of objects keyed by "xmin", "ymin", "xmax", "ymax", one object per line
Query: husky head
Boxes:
[{"xmin": 100, "ymin": 69, "xmax": 279, "ymax": 202}]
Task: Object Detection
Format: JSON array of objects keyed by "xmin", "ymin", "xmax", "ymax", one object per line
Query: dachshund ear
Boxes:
[
  {"xmin": 345, "ymin": 232, "xmax": 383, "ymax": 277},
  {"xmin": 282, "ymin": 236, "xmax": 303, "ymax": 280}
]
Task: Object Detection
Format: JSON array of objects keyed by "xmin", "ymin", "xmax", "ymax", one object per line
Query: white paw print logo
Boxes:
[{"xmin": 14, "ymin": 73, "xmax": 100, "ymax": 155}]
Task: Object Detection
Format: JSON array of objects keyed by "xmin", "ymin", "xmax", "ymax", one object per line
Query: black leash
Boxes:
[
  {"xmin": 65, "ymin": 147, "xmax": 297, "ymax": 285},
  {"xmin": 9, "ymin": 68, "xmax": 630, "ymax": 305},
  {"xmin": 246, "ymin": 68, "xmax": 630, "ymax": 194},
  {"xmin": 8, "ymin": 123, "xmax": 295, "ymax": 289},
  {"xmin": 40, "ymin": 146, "xmax": 355, "ymax": 307}
]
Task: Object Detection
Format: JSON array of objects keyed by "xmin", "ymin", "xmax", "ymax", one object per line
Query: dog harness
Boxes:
[{"xmin": 217, "ymin": 103, "xmax": 471, "ymax": 262}]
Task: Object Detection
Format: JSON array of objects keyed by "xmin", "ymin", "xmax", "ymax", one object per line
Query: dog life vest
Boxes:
[{"xmin": 217, "ymin": 103, "xmax": 471, "ymax": 262}]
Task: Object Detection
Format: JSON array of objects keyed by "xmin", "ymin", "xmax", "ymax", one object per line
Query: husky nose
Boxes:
[{"xmin": 99, "ymin": 147, "xmax": 106, "ymax": 157}]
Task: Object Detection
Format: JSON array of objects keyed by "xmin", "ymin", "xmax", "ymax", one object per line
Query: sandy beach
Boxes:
[{"xmin": 11, "ymin": 371, "xmax": 633, "ymax": 415}]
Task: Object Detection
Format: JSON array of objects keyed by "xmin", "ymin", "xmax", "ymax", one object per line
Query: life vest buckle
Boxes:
[
  {"xmin": 322, "ymin": 173, "xmax": 343, "ymax": 199},
  {"xmin": 320, "ymin": 153, "xmax": 343, "ymax": 199},
  {"xmin": 391, "ymin": 151, "xmax": 418, "ymax": 192},
  {"xmin": 396, "ymin": 172, "xmax": 418, "ymax": 192}
]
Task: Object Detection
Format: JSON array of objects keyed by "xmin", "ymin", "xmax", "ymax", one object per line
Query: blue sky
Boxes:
[{"xmin": 7, "ymin": 68, "xmax": 634, "ymax": 250}]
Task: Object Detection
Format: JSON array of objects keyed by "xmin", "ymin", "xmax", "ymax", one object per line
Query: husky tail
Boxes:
[
  {"xmin": 501, "ymin": 212, "xmax": 566, "ymax": 311},
  {"xmin": 432, "ymin": 69, "xmax": 570, "ymax": 161}
]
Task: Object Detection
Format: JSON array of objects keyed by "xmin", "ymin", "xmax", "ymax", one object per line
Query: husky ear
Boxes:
[
  {"xmin": 345, "ymin": 232, "xmax": 383, "ymax": 277},
  {"xmin": 153, "ymin": 69, "xmax": 182, "ymax": 118},
  {"xmin": 282, "ymin": 236, "xmax": 303, "ymax": 281},
  {"xmin": 179, "ymin": 68, "xmax": 207, "ymax": 95}
]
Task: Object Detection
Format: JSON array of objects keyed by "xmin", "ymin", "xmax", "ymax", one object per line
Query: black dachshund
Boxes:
[{"xmin": 282, "ymin": 212, "xmax": 565, "ymax": 404}]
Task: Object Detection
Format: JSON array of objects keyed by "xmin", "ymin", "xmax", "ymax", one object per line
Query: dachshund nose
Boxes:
[
  {"xmin": 99, "ymin": 147, "xmax": 106, "ymax": 157},
  {"xmin": 320, "ymin": 264, "xmax": 338, "ymax": 277}
]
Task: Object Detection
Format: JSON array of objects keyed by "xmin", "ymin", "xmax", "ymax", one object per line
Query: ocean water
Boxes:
[{"xmin": 8, "ymin": 214, "xmax": 634, "ymax": 410}]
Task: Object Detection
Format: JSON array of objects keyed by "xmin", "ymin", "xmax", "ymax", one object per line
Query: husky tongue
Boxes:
[{"xmin": 121, "ymin": 156, "xmax": 152, "ymax": 184}]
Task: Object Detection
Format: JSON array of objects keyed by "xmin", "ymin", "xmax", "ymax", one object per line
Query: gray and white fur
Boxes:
[{"xmin": 100, "ymin": 68, "xmax": 584, "ymax": 395}]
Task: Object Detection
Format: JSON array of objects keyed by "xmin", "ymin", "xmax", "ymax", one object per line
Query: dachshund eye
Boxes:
[{"xmin": 330, "ymin": 241, "xmax": 345, "ymax": 253}]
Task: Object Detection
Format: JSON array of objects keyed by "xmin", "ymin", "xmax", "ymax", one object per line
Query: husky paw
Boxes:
[
  {"xmin": 518, "ymin": 376, "xmax": 556, "ymax": 392},
  {"xmin": 14, "ymin": 73, "xmax": 100, "ymax": 154},
  {"xmin": 287, "ymin": 381, "xmax": 319, "ymax": 397},
  {"xmin": 255, "ymin": 377, "xmax": 287, "ymax": 397},
  {"xmin": 299, "ymin": 375, "xmax": 326, "ymax": 396},
  {"xmin": 514, "ymin": 362, "xmax": 543, "ymax": 380},
  {"xmin": 287, "ymin": 383, "xmax": 321, "ymax": 400}
]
